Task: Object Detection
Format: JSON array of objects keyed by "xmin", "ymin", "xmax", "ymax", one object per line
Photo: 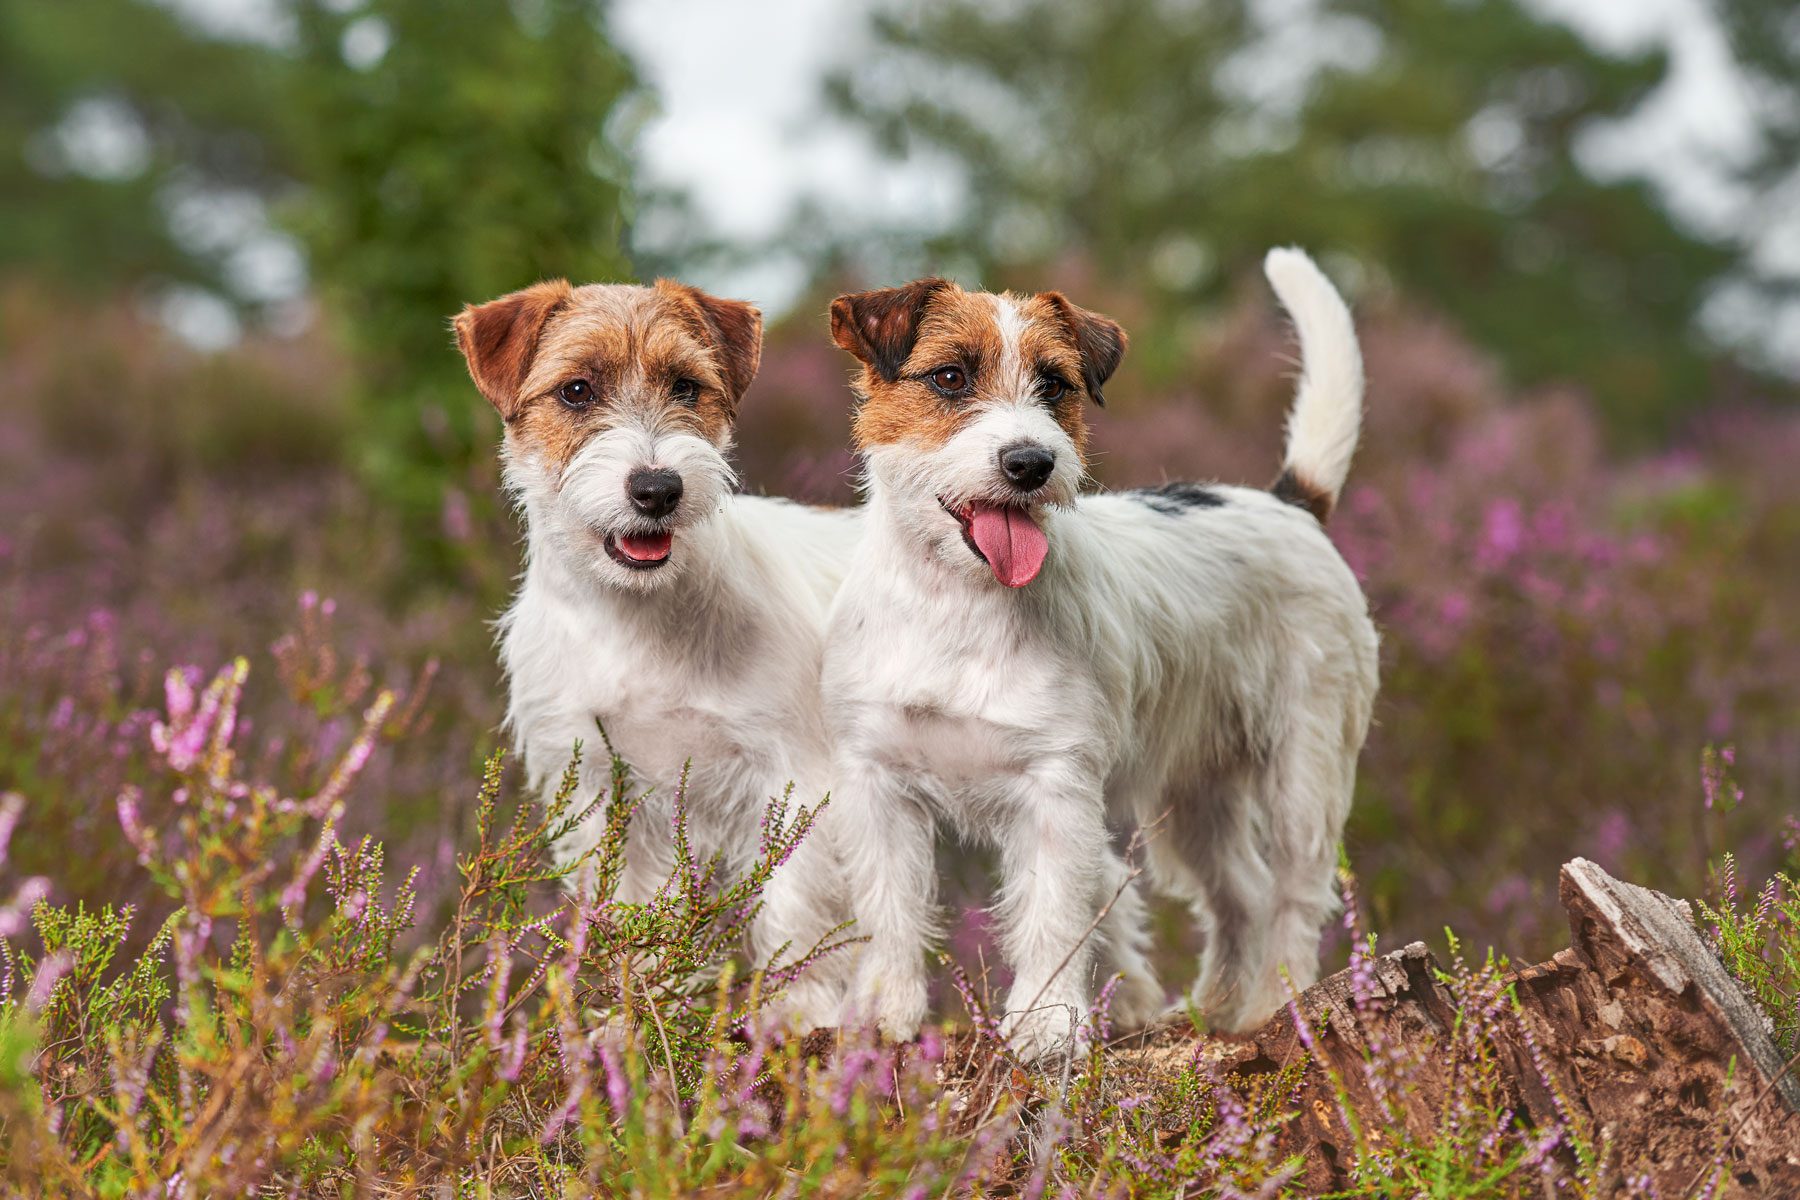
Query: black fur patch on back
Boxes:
[
  {"xmin": 1130, "ymin": 481, "xmax": 1227, "ymax": 516},
  {"xmin": 1270, "ymin": 468, "xmax": 1333, "ymax": 523}
]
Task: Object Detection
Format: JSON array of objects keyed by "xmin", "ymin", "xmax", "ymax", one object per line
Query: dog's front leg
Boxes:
[
  {"xmin": 836, "ymin": 757, "xmax": 937, "ymax": 1042},
  {"xmin": 753, "ymin": 800, "xmax": 851, "ymax": 1032},
  {"xmin": 994, "ymin": 767, "xmax": 1109, "ymax": 1061}
]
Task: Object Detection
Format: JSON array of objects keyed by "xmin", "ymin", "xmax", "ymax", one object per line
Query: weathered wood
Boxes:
[
  {"xmin": 1545, "ymin": 859, "xmax": 1800, "ymax": 1189},
  {"xmin": 1104, "ymin": 858, "xmax": 1800, "ymax": 1194}
]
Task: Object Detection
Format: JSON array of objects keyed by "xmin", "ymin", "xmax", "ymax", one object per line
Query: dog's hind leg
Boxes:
[
  {"xmin": 1141, "ymin": 767, "xmax": 1287, "ymax": 1033},
  {"xmin": 1239, "ymin": 709, "xmax": 1360, "ymax": 1021},
  {"xmin": 1166, "ymin": 721, "xmax": 1354, "ymax": 1032}
]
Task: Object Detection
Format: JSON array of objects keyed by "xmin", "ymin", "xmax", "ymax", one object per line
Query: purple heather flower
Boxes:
[
  {"xmin": 24, "ymin": 949, "xmax": 71, "ymax": 1013},
  {"xmin": 0, "ymin": 793, "xmax": 23, "ymax": 867},
  {"xmin": 1288, "ymin": 999, "xmax": 1316, "ymax": 1051},
  {"xmin": 598, "ymin": 1040, "xmax": 630, "ymax": 1119},
  {"xmin": 0, "ymin": 877, "xmax": 49, "ymax": 939},
  {"xmin": 1475, "ymin": 497, "xmax": 1525, "ymax": 570}
]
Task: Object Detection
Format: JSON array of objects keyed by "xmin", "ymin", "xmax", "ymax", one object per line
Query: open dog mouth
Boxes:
[
  {"xmin": 939, "ymin": 497, "xmax": 1049, "ymax": 588},
  {"xmin": 603, "ymin": 530, "xmax": 674, "ymax": 571}
]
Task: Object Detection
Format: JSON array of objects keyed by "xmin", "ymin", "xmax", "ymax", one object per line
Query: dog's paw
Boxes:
[
  {"xmin": 764, "ymin": 977, "xmax": 845, "ymax": 1034},
  {"xmin": 1000, "ymin": 999, "xmax": 1088, "ymax": 1063},
  {"xmin": 845, "ymin": 970, "xmax": 927, "ymax": 1043},
  {"xmin": 1191, "ymin": 974, "xmax": 1289, "ymax": 1036},
  {"xmin": 1104, "ymin": 969, "xmax": 1168, "ymax": 1032}
]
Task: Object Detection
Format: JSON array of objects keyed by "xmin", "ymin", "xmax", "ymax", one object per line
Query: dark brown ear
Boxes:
[
  {"xmin": 1040, "ymin": 292, "xmax": 1127, "ymax": 407},
  {"xmin": 657, "ymin": 279, "xmax": 763, "ymax": 406},
  {"xmin": 829, "ymin": 278, "xmax": 951, "ymax": 383},
  {"xmin": 452, "ymin": 279, "xmax": 574, "ymax": 419}
]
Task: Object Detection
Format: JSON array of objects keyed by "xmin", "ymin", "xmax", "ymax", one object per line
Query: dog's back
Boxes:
[{"xmin": 724, "ymin": 495, "xmax": 864, "ymax": 621}]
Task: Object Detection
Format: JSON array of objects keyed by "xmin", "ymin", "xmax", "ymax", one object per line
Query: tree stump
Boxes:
[{"xmin": 1141, "ymin": 858, "xmax": 1800, "ymax": 1193}]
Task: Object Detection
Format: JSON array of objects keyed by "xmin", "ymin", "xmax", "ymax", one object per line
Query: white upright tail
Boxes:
[{"xmin": 1263, "ymin": 247, "xmax": 1363, "ymax": 523}]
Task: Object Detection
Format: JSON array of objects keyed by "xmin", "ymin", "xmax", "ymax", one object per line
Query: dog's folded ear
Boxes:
[
  {"xmin": 1039, "ymin": 293, "xmax": 1127, "ymax": 407},
  {"xmin": 829, "ymin": 278, "xmax": 952, "ymax": 383},
  {"xmin": 453, "ymin": 280, "xmax": 574, "ymax": 419},
  {"xmin": 657, "ymin": 280, "xmax": 764, "ymax": 407}
]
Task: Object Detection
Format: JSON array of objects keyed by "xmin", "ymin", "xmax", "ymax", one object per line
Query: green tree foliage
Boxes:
[
  {"xmin": 1715, "ymin": 0, "xmax": 1800, "ymax": 360},
  {"xmin": 1, "ymin": 0, "xmax": 642, "ymax": 551},
  {"xmin": 278, "ymin": 0, "xmax": 641, "ymax": 519},
  {"xmin": 827, "ymin": 0, "xmax": 1741, "ymax": 436},
  {"xmin": 0, "ymin": 0, "xmax": 286, "ymax": 297}
]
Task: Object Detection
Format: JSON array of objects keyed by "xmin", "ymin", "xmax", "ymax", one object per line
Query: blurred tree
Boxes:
[
  {"xmin": 1715, "ymin": 0, "xmax": 1800, "ymax": 370},
  {"xmin": 0, "ymin": 0, "xmax": 287, "ymax": 299},
  {"xmin": 826, "ymin": 0, "xmax": 1743, "ymax": 437},
  {"xmin": 277, "ymin": 0, "xmax": 643, "ymax": 551},
  {"xmin": 1, "ymin": 0, "xmax": 644, "ymax": 571}
]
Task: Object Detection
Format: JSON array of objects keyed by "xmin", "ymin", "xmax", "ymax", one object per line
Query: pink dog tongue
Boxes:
[{"xmin": 967, "ymin": 503, "xmax": 1048, "ymax": 588}]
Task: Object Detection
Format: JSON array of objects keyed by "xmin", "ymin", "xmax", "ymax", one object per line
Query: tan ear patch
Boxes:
[
  {"xmin": 453, "ymin": 280, "xmax": 574, "ymax": 418},
  {"xmin": 655, "ymin": 279, "xmax": 763, "ymax": 408},
  {"xmin": 830, "ymin": 278, "xmax": 953, "ymax": 382}
]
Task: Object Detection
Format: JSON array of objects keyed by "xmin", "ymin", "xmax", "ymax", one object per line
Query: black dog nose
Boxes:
[
  {"xmin": 626, "ymin": 467, "xmax": 683, "ymax": 517},
  {"xmin": 998, "ymin": 443, "xmax": 1055, "ymax": 492}
]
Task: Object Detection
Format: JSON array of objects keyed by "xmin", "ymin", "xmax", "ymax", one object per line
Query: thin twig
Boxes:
[
  {"xmin": 625, "ymin": 960, "xmax": 686, "ymax": 1137},
  {"xmin": 1020, "ymin": 826, "xmax": 1154, "ymax": 1019},
  {"xmin": 641, "ymin": 971, "xmax": 684, "ymax": 1133}
]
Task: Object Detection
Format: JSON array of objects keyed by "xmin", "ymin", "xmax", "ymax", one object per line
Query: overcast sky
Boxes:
[
  {"xmin": 156, "ymin": 0, "xmax": 1782, "ymax": 360},
  {"xmin": 607, "ymin": 0, "xmax": 1760, "ymax": 309}
]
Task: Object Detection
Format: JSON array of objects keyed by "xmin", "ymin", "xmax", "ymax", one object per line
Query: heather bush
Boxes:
[
  {"xmin": 1705, "ymin": 859, "xmax": 1800, "ymax": 1063},
  {"xmin": 1, "ymin": 647, "xmax": 1754, "ymax": 1197},
  {"xmin": 0, "ymin": 654, "xmax": 966, "ymax": 1196},
  {"xmin": 1699, "ymin": 748, "xmax": 1800, "ymax": 1061}
]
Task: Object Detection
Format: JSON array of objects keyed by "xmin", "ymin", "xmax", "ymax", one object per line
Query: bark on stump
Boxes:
[{"xmin": 1139, "ymin": 858, "xmax": 1800, "ymax": 1194}]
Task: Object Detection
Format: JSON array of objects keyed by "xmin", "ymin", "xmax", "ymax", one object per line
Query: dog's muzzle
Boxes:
[{"xmin": 601, "ymin": 467, "xmax": 686, "ymax": 570}]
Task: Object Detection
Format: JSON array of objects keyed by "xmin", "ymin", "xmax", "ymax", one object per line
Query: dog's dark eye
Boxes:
[
  {"xmin": 671, "ymin": 377, "xmax": 701, "ymax": 406},
  {"xmin": 928, "ymin": 366, "xmax": 968, "ymax": 396},
  {"xmin": 1037, "ymin": 375, "xmax": 1070, "ymax": 403},
  {"xmin": 558, "ymin": 379, "xmax": 595, "ymax": 409}
]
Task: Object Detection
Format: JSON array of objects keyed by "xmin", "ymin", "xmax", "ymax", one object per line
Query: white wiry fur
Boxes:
[
  {"xmin": 825, "ymin": 257, "xmax": 1379, "ymax": 1059},
  {"xmin": 500, "ymin": 411, "xmax": 860, "ymax": 1027},
  {"xmin": 1265, "ymin": 246, "xmax": 1363, "ymax": 505}
]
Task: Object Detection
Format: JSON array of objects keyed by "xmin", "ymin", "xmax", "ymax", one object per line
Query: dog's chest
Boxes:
[
  {"xmin": 602, "ymin": 694, "xmax": 769, "ymax": 796},
  {"xmin": 508, "ymin": 602, "xmax": 804, "ymax": 798},
  {"xmin": 835, "ymin": 582, "xmax": 1099, "ymax": 780}
]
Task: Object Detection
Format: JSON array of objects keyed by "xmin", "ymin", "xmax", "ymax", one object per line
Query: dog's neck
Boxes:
[{"xmin": 859, "ymin": 470, "xmax": 945, "ymax": 571}]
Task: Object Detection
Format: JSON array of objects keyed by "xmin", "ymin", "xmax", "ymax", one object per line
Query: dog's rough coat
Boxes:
[
  {"xmin": 822, "ymin": 249, "xmax": 1379, "ymax": 1057},
  {"xmin": 454, "ymin": 279, "xmax": 856, "ymax": 1026}
]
